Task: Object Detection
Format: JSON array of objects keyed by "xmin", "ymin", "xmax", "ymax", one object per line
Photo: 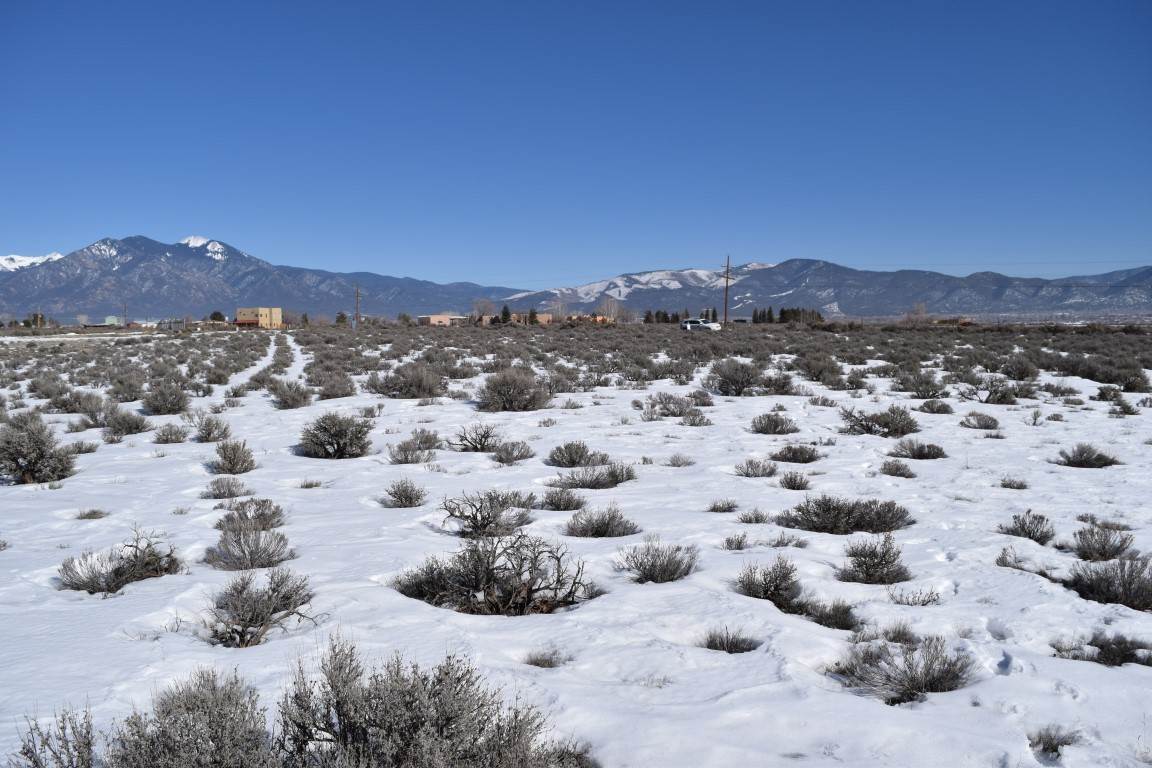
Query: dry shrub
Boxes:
[
  {"xmin": 617, "ymin": 535, "xmax": 699, "ymax": 583},
  {"xmin": 58, "ymin": 529, "xmax": 180, "ymax": 594},
  {"xmin": 394, "ymin": 534, "xmax": 594, "ymax": 616}
]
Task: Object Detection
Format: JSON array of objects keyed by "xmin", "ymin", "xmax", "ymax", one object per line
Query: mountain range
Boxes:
[{"xmin": 2, "ymin": 235, "xmax": 1149, "ymax": 322}]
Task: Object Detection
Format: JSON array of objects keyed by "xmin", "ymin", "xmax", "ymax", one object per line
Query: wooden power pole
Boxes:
[
  {"xmin": 354, "ymin": 285, "xmax": 361, "ymax": 330},
  {"xmin": 722, "ymin": 254, "xmax": 731, "ymax": 325}
]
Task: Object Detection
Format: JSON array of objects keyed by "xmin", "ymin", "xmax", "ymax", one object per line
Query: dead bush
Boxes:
[
  {"xmin": 450, "ymin": 422, "xmax": 503, "ymax": 452},
  {"xmin": 839, "ymin": 406, "xmax": 920, "ymax": 438},
  {"xmin": 442, "ymin": 490, "xmax": 534, "ymax": 537},
  {"xmin": 394, "ymin": 534, "xmax": 594, "ymax": 615},
  {"xmin": 58, "ymin": 529, "xmax": 180, "ymax": 594},
  {"xmin": 204, "ymin": 568, "xmax": 314, "ymax": 648}
]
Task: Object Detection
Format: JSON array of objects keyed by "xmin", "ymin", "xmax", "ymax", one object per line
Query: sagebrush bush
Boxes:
[
  {"xmin": 830, "ymin": 636, "xmax": 975, "ymax": 705},
  {"xmin": 278, "ymin": 637, "xmax": 590, "ymax": 766},
  {"xmin": 705, "ymin": 358, "xmax": 762, "ymax": 396},
  {"xmin": 215, "ymin": 498, "xmax": 285, "ymax": 531},
  {"xmin": 204, "ymin": 568, "xmax": 313, "ymax": 648},
  {"xmin": 542, "ymin": 487, "xmax": 585, "ymax": 511},
  {"xmin": 838, "ymin": 534, "xmax": 912, "ymax": 584},
  {"xmin": 382, "ymin": 477, "xmax": 427, "ymax": 507},
  {"xmin": 107, "ymin": 668, "xmax": 277, "ymax": 767},
  {"xmin": 153, "ymin": 423, "xmax": 190, "ymax": 444},
  {"xmin": 840, "ymin": 406, "xmax": 920, "ymax": 438},
  {"xmin": 269, "ymin": 378, "xmax": 313, "ymax": 409},
  {"xmin": 142, "ymin": 381, "xmax": 189, "ymax": 415},
  {"xmin": 492, "ymin": 440, "xmax": 535, "ymax": 465},
  {"xmin": 1067, "ymin": 524, "xmax": 1135, "ymax": 561},
  {"xmin": 735, "ymin": 457, "xmax": 777, "ymax": 477},
  {"xmin": 777, "ymin": 494, "xmax": 914, "ymax": 534},
  {"xmin": 770, "ymin": 444, "xmax": 820, "ymax": 464},
  {"xmin": 1053, "ymin": 630, "xmax": 1152, "ymax": 667},
  {"xmin": 202, "ymin": 476, "xmax": 253, "ymax": 499},
  {"xmin": 959, "ymin": 411, "xmax": 999, "ymax": 430},
  {"xmin": 750, "ymin": 413, "xmax": 799, "ymax": 434},
  {"xmin": 184, "ymin": 410, "xmax": 231, "ymax": 442},
  {"xmin": 997, "ymin": 510, "xmax": 1054, "ymax": 545},
  {"xmin": 101, "ymin": 406, "xmax": 152, "ymax": 442},
  {"xmin": 547, "ymin": 440, "xmax": 609, "ymax": 468},
  {"xmin": 1055, "ymin": 443, "xmax": 1122, "ymax": 468},
  {"xmin": 475, "ymin": 368, "xmax": 551, "ymax": 411},
  {"xmin": 617, "ymin": 535, "xmax": 699, "ymax": 583},
  {"xmin": 916, "ymin": 399, "xmax": 954, "ymax": 414},
  {"xmin": 10, "ymin": 707, "xmax": 95, "ymax": 768},
  {"xmin": 565, "ymin": 504, "xmax": 640, "ymax": 537},
  {"xmin": 778, "ymin": 471, "xmax": 811, "ymax": 490},
  {"xmin": 888, "ymin": 439, "xmax": 947, "ymax": 460},
  {"xmin": 879, "ymin": 459, "xmax": 915, "ymax": 478},
  {"xmin": 298, "ymin": 413, "xmax": 372, "ymax": 459},
  {"xmin": 388, "ymin": 439, "xmax": 434, "ymax": 464},
  {"xmin": 0, "ymin": 411, "xmax": 75, "ymax": 484},
  {"xmin": 209, "ymin": 440, "xmax": 256, "ymax": 474},
  {"xmin": 205, "ymin": 527, "xmax": 294, "ymax": 570},
  {"xmin": 366, "ymin": 362, "xmax": 446, "ymax": 399},
  {"xmin": 1063, "ymin": 557, "xmax": 1152, "ymax": 611},
  {"xmin": 394, "ymin": 534, "xmax": 593, "ymax": 615},
  {"xmin": 550, "ymin": 462, "xmax": 636, "ymax": 489},
  {"xmin": 441, "ymin": 490, "xmax": 534, "ymax": 537},
  {"xmin": 734, "ymin": 558, "xmax": 803, "ymax": 612},
  {"xmin": 58, "ymin": 530, "xmax": 181, "ymax": 594}
]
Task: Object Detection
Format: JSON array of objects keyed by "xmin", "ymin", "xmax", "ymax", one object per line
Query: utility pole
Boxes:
[
  {"xmin": 354, "ymin": 285, "xmax": 361, "ymax": 330},
  {"xmin": 722, "ymin": 254, "xmax": 731, "ymax": 326},
  {"xmin": 122, "ymin": 301, "xmax": 128, "ymax": 328}
]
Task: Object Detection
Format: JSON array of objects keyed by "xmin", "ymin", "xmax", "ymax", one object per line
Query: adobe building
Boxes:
[{"xmin": 235, "ymin": 307, "xmax": 284, "ymax": 329}]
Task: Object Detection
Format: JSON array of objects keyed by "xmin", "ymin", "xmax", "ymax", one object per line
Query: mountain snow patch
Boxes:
[
  {"xmin": 0, "ymin": 252, "xmax": 64, "ymax": 272},
  {"xmin": 180, "ymin": 235, "xmax": 211, "ymax": 248}
]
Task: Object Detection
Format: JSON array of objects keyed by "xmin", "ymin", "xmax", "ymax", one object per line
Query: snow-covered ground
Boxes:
[{"xmin": 1, "ymin": 334, "xmax": 1150, "ymax": 766}]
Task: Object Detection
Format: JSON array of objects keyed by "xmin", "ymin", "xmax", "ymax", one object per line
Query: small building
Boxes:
[
  {"xmin": 477, "ymin": 312, "xmax": 555, "ymax": 326},
  {"xmin": 235, "ymin": 307, "xmax": 284, "ymax": 329},
  {"xmin": 417, "ymin": 314, "xmax": 470, "ymax": 327}
]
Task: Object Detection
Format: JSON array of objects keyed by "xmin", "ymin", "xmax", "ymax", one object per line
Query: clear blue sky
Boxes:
[{"xmin": 2, "ymin": 1, "xmax": 1149, "ymax": 288}]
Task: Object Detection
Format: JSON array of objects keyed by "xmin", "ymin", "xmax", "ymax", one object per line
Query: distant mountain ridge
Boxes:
[{"xmin": 0, "ymin": 235, "xmax": 1149, "ymax": 321}]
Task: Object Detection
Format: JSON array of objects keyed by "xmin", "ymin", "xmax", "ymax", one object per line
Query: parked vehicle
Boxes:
[{"xmin": 680, "ymin": 318, "xmax": 722, "ymax": 331}]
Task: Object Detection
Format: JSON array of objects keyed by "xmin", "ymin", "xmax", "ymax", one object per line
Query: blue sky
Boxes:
[{"xmin": 1, "ymin": 1, "xmax": 1149, "ymax": 288}]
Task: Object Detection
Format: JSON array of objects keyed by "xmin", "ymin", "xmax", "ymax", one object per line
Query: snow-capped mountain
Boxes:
[
  {"xmin": 0, "ymin": 235, "xmax": 1149, "ymax": 321},
  {"xmin": 0, "ymin": 252, "xmax": 64, "ymax": 272},
  {"xmin": 0, "ymin": 236, "xmax": 519, "ymax": 320},
  {"xmin": 506, "ymin": 260, "xmax": 1152, "ymax": 318}
]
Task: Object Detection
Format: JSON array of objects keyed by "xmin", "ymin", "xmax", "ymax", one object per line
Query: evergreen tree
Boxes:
[
  {"xmin": 643, "ymin": 310, "xmax": 654, "ymax": 324},
  {"xmin": 528, "ymin": 308, "xmax": 538, "ymax": 324},
  {"xmin": 500, "ymin": 305, "xmax": 512, "ymax": 324}
]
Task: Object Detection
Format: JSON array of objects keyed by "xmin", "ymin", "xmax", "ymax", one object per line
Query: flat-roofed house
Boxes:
[
  {"xmin": 417, "ymin": 313, "xmax": 470, "ymax": 327},
  {"xmin": 235, "ymin": 307, "xmax": 284, "ymax": 329}
]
